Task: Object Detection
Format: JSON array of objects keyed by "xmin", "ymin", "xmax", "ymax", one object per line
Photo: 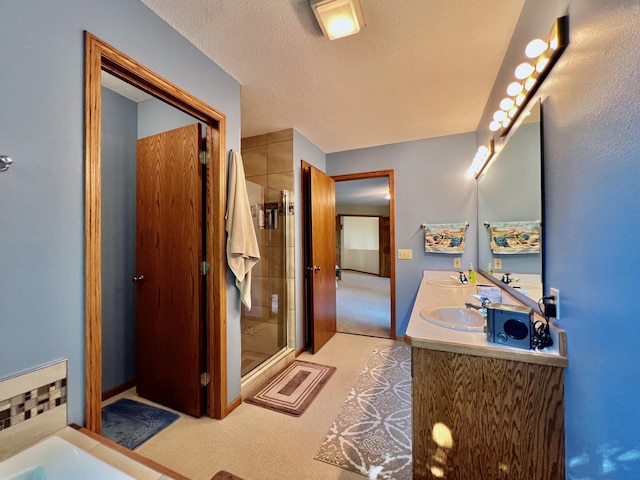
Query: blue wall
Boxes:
[
  {"xmin": 476, "ymin": 0, "xmax": 640, "ymax": 475},
  {"xmin": 542, "ymin": 2, "xmax": 640, "ymax": 475},
  {"xmin": 138, "ymin": 98, "xmax": 198, "ymax": 139},
  {"xmin": 0, "ymin": 0, "xmax": 241, "ymax": 423},
  {"xmin": 326, "ymin": 132, "xmax": 477, "ymax": 336},
  {"xmin": 101, "ymin": 88, "xmax": 138, "ymax": 392}
]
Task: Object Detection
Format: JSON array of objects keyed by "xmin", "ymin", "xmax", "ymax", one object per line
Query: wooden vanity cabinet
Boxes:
[{"xmin": 412, "ymin": 348, "xmax": 565, "ymax": 479}]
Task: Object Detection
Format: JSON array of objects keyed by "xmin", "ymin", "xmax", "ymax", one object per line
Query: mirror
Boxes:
[{"xmin": 477, "ymin": 100, "xmax": 543, "ymax": 304}]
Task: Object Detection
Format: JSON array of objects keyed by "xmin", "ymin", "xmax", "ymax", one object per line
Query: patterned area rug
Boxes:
[
  {"xmin": 314, "ymin": 345, "xmax": 412, "ymax": 479},
  {"xmin": 102, "ymin": 398, "xmax": 179, "ymax": 450},
  {"xmin": 245, "ymin": 360, "xmax": 336, "ymax": 416}
]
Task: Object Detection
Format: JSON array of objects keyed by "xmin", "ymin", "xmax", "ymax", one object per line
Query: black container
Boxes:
[{"xmin": 486, "ymin": 303, "xmax": 534, "ymax": 350}]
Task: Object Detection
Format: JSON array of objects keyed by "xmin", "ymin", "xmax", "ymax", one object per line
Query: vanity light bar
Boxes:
[
  {"xmin": 489, "ymin": 16, "xmax": 569, "ymax": 137},
  {"xmin": 467, "ymin": 140, "xmax": 494, "ymax": 179}
]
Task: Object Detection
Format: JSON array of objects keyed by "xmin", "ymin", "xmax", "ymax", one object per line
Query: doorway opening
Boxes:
[
  {"xmin": 336, "ymin": 215, "xmax": 390, "ymax": 338},
  {"xmin": 333, "ymin": 171, "xmax": 396, "ymax": 339},
  {"xmin": 85, "ymin": 32, "xmax": 228, "ymax": 433}
]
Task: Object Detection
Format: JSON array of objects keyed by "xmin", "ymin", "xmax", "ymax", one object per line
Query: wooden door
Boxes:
[
  {"xmin": 135, "ymin": 123, "xmax": 204, "ymax": 417},
  {"xmin": 379, "ymin": 216, "xmax": 391, "ymax": 278},
  {"xmin": 335, "ymin": 216, "xmax": 342, "ymax": 279},
  {"xmin": 302, "ymin": 162, "xmax": 337, "ymax": 353}
]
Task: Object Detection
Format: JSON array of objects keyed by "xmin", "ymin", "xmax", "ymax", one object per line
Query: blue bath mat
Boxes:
[{"xmin": 101, "ymin": 398, "xmax": 180, "ymax": 450}]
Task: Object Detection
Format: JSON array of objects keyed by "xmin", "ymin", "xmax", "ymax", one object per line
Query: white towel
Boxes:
[{"xmin": 226, "ymin": 150, "xmax": 260, "ymax": 309}]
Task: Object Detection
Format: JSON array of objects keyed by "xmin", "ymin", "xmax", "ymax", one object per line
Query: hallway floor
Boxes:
[
  {"xmin": 337, "ymin": 270, "xmax": 391, "ymax": 338},
  {"xmin": 113, "ymin": 333, "xmax": 407, "ymax": 480}
]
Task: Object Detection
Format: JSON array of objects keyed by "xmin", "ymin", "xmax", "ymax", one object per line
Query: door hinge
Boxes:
[
  {"xmin": 200, "ymin": 372, "xmax": 210, "ymax": 387},
  {"xmin": 199, "ymin": 151, "xmax": 210, "ymax": 165},
  {"xmin": 200, "ymin": 261, "xmax": 210, "ymax": 276}
]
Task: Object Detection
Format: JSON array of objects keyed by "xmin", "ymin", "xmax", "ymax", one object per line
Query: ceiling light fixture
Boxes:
[
  {"xmin": 466, "ymin": 141, "xmax": 495, "ymax": 179},
  {"xmin": 488, "ymin": 16, "xmax": 569, "ymax": 136},
  {"xmin": 310, "ymin": 0, "xmax": 365, "ymax": 40}
]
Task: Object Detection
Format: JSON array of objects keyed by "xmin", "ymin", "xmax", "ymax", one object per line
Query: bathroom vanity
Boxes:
[{"xmin": 405, "ymin": 271, "xmax": 567, "ymax": 479}]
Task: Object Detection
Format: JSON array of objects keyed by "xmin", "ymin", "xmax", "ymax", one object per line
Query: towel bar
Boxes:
[{"xmin": 421, "ymin": 221, "xmax": 469, "ymax": 229}]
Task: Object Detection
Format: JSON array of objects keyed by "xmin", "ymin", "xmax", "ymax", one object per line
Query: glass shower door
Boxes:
[{"xmin": 240, "ymin": 187, "xmax": 290, "ymax": 376}]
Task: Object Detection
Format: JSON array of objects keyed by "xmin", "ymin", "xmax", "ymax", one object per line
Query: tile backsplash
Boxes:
[
  {"xmin": 0, "ymin": 378, "xmax": 67, "ymax": 431},
  {"xmin": 0, "ymin": 360, "xmax": 68, "ymax": 460}
]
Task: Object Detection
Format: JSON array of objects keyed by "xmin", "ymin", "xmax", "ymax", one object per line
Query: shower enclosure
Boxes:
[{"xmin": 240, "ymin": 131, "xmax": 295, "ymax": 377}]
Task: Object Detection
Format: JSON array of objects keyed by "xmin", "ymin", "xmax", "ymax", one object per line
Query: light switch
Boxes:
[
  {"xmin": 398, "ymin": 249, "xmax": 413, "ymax": 260},
  {"xmin": 453, "ymin": 257, "xmax": 461, "ymax": 268},
  {"xmin": 493, "ymin": 258, "xmax": 502, "ymax": 270}
]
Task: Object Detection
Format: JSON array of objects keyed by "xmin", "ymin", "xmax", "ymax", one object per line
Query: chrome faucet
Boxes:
[
  {"xmin": 465, "ymin": 294, "xmax": 491, "ymax": 315},
  {"xmin": 450, "ymin": 271, "xmax": 468, "ymax": 284},
  {"xmin": 500, "ymin": 273, "xmax": 519, "ymax": 284}
]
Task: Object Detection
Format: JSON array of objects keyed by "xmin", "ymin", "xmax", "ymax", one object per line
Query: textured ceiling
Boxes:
[
  {"xmin": 140, "ymin": 0, "xmax": 525, "ymax": 153},
  {"xmin": 335, "ymin": 177, "xmax": 389, "ymax": 207}
]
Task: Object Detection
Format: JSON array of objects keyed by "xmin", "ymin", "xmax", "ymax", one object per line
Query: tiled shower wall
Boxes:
[
  {"xmin": 0, "ymin": 360, "xmax": 68, "ymax": 460},
  {"xmin": 240, "ymin": 129, "xmax": 295, "ymax": 376}
]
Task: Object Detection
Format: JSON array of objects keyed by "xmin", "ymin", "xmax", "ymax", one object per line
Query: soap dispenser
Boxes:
[
  {"xmin": 487, "ymin": 263, "xmax": 492, "ymax": 276},
  {"xmin": 468, "ymin": 262, "xmax": 476, "ymax": 284}
]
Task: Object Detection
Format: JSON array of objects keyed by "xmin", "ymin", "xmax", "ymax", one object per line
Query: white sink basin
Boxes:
[
  {"xmin": 420, "ymin": 306, "xmax": 485, "ymax": 332},
  {"xmin": 426, "ymin": 278, "xmax": 472, "ymax": 288}
]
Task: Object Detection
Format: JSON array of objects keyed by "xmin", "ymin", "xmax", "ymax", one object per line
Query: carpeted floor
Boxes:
[
  {"xmin": 132, "ymin": 334, "xmax": 406, "ymax": 480},
  {"xmin": 337, "ymin": 271, "xmax": 391, "ymax": 338},
  {"xmin": 314, "ymin": 344, "xmax": 412, "ymax": 479}
]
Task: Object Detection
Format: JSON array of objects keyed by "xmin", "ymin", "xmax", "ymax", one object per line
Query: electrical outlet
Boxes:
[
  {"xmin": 550, "ymin": 287, "xmax": 560, "ymax": 320},
  {"xmin": 398, "ymin": 249, "xmax": 413, "ymax": 260},
  {"xmin": 453, "ymin": 257, "xmax": 461, "ymax": 268},
  {"xmin": 493, "ymin": 258, "xmax": 502, "ymax": 270}
]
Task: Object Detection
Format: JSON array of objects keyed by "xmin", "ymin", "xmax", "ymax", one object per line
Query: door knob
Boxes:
[
  {"xmin": 132, "ymin": 275, "xmax": 145, "ymax": 283},
  {"xmin": 313, "ymin": 265, "xmax": 321, "ymax": 272}
]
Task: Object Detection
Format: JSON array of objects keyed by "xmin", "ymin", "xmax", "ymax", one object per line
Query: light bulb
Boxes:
[
  {"xmin": 500, "ymin": 98, "xmax": 515, "ymax": 110},
  {"xmin": 432, "ymin": 422, "xmax": 454, "ymax": 449},
  {"xmin": 502, "ymin": 118, "xmax": 511, "ymax": 128},
  {"xmin": 524, "ymin": 77, "xmax": 536, "ymax": 91},
  {"xmin": 493, "ymin": 110, "xmax": 507, "ymax": 122},
  {"xmin": 536, "ymin": 56, "xmax": 549, "ymax": 73},
  {"xmin": 508, "ymin": 106, "xmax": 518, "ymax": 118},
  {"xmin": 525, "ymin": 39, "xmax": 548, "ymax": 58},
  {"xmin": 489, "ymin": 121, "xmax": 501, "ymax": 132},
  {"xmin": 515, "ymin": 93, "xmax": 526, "ymax": 106},
  {"xmin": 550, "ymin": 36, "xmax": 559, "ymax": 50},
  {"xmin": 507, "ymin": 82, "xmax": 524, "ymax": 96},
  {"xmin": 515, "ymin": 62, "xmax": 535, "ymax": 80}
]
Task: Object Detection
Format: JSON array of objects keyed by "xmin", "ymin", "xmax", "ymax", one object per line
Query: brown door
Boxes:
[
  {"xmin": 335, "ymin": 215, "xmax": 342, "ymax": 278},
  {"xmin": 135, "ymin": 123, "xmax": 204, "ymax": 417},
  {"xmin": 302, "ymin": 162, "xmax": 337, "ymax": 353},
  {"xmin": 379, "ymin": 216, "xmax": 391, "ymax": 278}
]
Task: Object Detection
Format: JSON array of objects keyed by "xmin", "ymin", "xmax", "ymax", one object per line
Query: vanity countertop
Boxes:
[{"xmin": 404, "ymin": 271, "xmax": 568, "ymax": 368}]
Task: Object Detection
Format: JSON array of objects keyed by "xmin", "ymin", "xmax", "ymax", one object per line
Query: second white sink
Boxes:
[{"xmin": 420, "ymin": 306, "xmax": 485, "ymax": 332}]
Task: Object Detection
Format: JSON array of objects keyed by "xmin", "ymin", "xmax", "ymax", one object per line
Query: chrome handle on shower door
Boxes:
[{"xmin": 132, "ymin": 275, "xmax": 145, "ymax": 283}]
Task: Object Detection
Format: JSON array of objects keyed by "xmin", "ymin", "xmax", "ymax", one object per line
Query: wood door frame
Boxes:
[
  {"xmin": 84, "ymin": 32, "xmax": 228, "ymax": 433},
  {"xmin": 331, "ymin": 170, "xmax": 397, "ymax": 339}
]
